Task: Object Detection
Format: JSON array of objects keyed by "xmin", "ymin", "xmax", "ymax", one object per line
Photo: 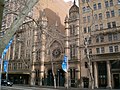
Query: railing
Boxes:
[
  {"xmin": 91, "ymin": 52, "xmax": 120, "ymax": 61},
  {"xmin": 91, "ymin": 26, "xmax": 120, "ymax": 36}
]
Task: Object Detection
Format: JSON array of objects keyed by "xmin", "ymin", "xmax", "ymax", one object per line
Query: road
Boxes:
[{"xmin": 1, "ymin": 85, "xmax": 120, "ymax": 90}]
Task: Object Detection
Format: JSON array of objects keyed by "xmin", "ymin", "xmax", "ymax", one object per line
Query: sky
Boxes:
[
  {"xmin": 64, "ymin": 0, "xmax": 79, "ymax": 6},
  {"xmin": 64, "ymin": 0, "xmax": 74, "ymax": 2}
]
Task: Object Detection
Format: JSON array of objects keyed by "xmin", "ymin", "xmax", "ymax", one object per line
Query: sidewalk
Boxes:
[{"xmin": 14, "ymin": 84, "xmax": 119, "ymax": 90}]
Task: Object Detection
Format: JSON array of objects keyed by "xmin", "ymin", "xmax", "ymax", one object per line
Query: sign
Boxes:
[
  {"xmin": 2, "ymin": 37, "xmax": 13, "ymax": 59},
  {"xmin": 3, "ymin": 60, "xmax": 8, "ymax": 72},
  {"xmin": 62, "ymin": 55, "xmax": 68, "ymax": 72}
]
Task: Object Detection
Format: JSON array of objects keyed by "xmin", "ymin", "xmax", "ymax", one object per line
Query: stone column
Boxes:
[
  {"xmin": 76, "ymin": 17, "xmax": 81, "ymax": 87},
  {"xmin": 106, "ymin": 61, "xmax": 112, "ymax": 89},
  {"xmin": 94, "ymin": 62, "xmax": 98, "ymax": 88},
  {"xmin": 12, "ymin": 35, "xmax": 16, "ymax": 60},
  {"xmin": 39, "ymin": 10, "xmax": 47, "ymax": 86},
  {"xmin": 64, "ymin": 15, "xmax": 70, "ymax": 88},
  {"xmin": 30, "ymin": 29, "xmax": 38, "ymax": 86},
  {"xmin": 18, "ymin": 35, "xmax": 21, "ymax": 59},
  {"xmin": 39, "ymin": 30, "xmax": 46, "ymax": 86}
]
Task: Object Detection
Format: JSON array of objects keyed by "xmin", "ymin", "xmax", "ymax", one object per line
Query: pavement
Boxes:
[{"xmin": 3, "ymin": 84, "xmax": 119, "ymax": 90}]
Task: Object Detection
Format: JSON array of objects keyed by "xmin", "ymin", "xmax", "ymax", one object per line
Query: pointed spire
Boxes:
[
  {"xmin": 65, "ymin": 15, "xmax": 69, "ymax": 23},
  {"xmin": 55, "ymin": 21, "xmax": 58, "ymax": 27},
  {"xmin": 74, "ymin": 0, "xmax": 76, "ymax": 5},
  {"xmin": 42, "ymin": 9, "xmax": 46, "ymax": 17},
  {"xmin": 65, "ymin": 15, "xmax": 68, "ymax": 20}
]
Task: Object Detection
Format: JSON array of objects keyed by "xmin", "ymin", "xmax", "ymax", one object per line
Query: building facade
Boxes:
[
  {"xmin": 79, "ymin": 0, "xmax": 120, "ymax": 89},
  {"xmin": 64, "ymin": 1, "xmax": 80, "ymax": 87}
]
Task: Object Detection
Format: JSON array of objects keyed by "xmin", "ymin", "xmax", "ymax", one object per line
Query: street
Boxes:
[{"xmin": 1, "ymin": 85, "xmax": 120, "ymax": 90}]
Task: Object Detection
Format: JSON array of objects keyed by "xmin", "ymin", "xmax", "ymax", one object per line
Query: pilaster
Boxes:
[
  {"xmin": 106, "ymin": 61, "xmax": 112, "ymax": 89},
  {"xmin": 94, "ymin": 62, "xmax": 98, "ymax": 88}
]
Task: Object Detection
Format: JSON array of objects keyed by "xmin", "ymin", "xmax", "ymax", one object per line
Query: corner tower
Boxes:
[{"xmin": 64, "ymin": 0, "xmax": 80, "ymax": 87}]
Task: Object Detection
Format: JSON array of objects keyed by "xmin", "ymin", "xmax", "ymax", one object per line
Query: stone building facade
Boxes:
[
  {"xmin": 79, "ymin": 0, "xmax": 120, "ymax": 89},
  {"xmin": 1, "ymin": 0, "xmax": 71, "ymax": 87},
  {"xmin": 4, "ymin": 1, "xmax": 81, "ymax": 87}
]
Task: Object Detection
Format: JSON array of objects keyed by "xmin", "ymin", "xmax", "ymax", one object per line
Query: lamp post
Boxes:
[
  {"xmin": 50, "ymin": 50, "xmax": 56, "ymax": 88},
  {"xmin": 57, "ymin": 69, "xmax": 59, "ymax": 87}
]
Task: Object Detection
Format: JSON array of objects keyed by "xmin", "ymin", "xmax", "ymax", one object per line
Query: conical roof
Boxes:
[{"xmin": 69, "ymin": 0, "xmax": 79, "ymax": 15}]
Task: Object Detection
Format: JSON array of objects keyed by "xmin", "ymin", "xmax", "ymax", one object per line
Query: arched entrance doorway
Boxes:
[
  {"xmin": 47, "ymin": 70, "xmax": 54, "ymax": 86},
  {"xmin": 57, "ymin": 69, "xmax": 65, "ymax": 86},
  {"xmin": 47, "ymin": 69, "xmax": 65, "ymax": 86}
]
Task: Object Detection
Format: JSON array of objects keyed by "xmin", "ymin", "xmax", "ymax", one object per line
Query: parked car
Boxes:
[{"xmin": 1, "ymin": 79, "xmax": 13, "ymax": 86}]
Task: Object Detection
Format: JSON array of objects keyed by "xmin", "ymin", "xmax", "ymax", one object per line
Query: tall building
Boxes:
[
  {"xmin": 64, "ymin": 0, "xmax": 80, "ymax": 87},
  {"xmin": 33, "ymin": 0, "xmax": 72, "ymax": 32},
  {"xmin": 79, "ymin": 0, "xmax": 120, "ymax": 89}
]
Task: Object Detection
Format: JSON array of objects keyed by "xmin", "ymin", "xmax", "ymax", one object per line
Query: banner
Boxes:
[
  {"xmin": 62, "ymin": 55, "xmax": 68, "ymax": 72},
  {"xmin": 2, "ymin": 37, "xmax": 13, "ymax": 59},
  {"xmin": 3, "ymin": 60, "xmax": 9, "ymax": 72}
]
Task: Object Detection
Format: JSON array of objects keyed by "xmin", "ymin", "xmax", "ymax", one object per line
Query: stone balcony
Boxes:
[
  {"xmin": 91, "ymin": 26, "xmax": 120, "ymax": 36},
  {"xmin": 90, "ymin": 52, "xmax": 120, "ymax": 62}
]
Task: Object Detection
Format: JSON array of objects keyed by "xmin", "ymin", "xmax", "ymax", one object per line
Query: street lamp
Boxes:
[{"xmin": 57, "ymin": 69, "xmax": 59, "ymax": 87}]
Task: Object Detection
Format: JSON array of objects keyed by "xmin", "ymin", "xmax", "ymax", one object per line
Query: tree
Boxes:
[
  {"xmin": 0, "ymin": 0, "xmax": 4, "ymax": 31},
  {"xmin": 0, "ymin": 0, "xmax": 38, "ymax": 89},
  {"xmin": 0, "ymin": 0, "xmax": 38, "ymax": 55}
]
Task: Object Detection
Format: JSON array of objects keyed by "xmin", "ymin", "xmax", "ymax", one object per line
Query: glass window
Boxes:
[
  {"xmin": 99, "ymin": 13, "xmax": 102, "ymax": 20},
  {"xmin": 89, "ymin": 49, "xmax": 92, "ymax": 54},
  {"xmin": 105, "ymin": 1, "xmax": 109, "ymax": 7},
  {"xmin": 96, "ymin": 48, "xmax": 100, "ymax": 54},
  {"xmin": 100, "ymin": 24, "xmax": 103, "ymax": 30},
  {"xmin": 109, "ymin": 46, "xmax": 113, "ymax": 52},
  {"xmin": 118, "ymin": 0, "xmax": 120, "ymax": 4},
  {"xmin": 110, "ymin": 0, "xmax": 113, "ymax": 6},
  {"xmin": 73, "ymin": 44, "xmax": 76, "ymax": 56},
  {"xmin": 82, "ymin": 0, "xmax": 85, "ymax": 3},
  {"xmin": 94, "ymin": 14, "xmax": 98, "ymax": 20},
  {"xmin": 88, "ymin": 26, "xmax": 91, "ymax": 32},
  {"xmin": 98, "ymin": 62, "xmax": 107, "ymax": 87},
  {"xmin": 107, "ymin": 22, "xmax": 111, "ymax": 28},
  {"xmin": 108, "ymin": 34, "xmax": 112, "ymax": 41},
  {"xmin": 86, "ymin": 0, "xmax": 90, "ymax": 2},
  {"xmin": 84, "ymin": 49, "xmax": 87, "ymax": 55},
  {"xmin": 70, "ymin": 45, "xmax": 72, "ymax": 58},
  {"xmin": 119, "ymin": 9, "xmax": 120, "ymax": 16},
  {"xmin": 112, "ymin": 21, "xmax": 116, "ymax": 28},
  {"xmin": 96, "ymin": 36, "xmax": 99, "ymax": 43},
  {"xmin": 111, "ymin": 10, "xmax": 115, "ymax": 17},
  {"xmin": 86, "ymin": 6, "xmax": 90, "ymax": 12},
  {"xmin": 82, "ymin": 7, "xmax": 86, "ymax": 12},
  {"xmin": 113, "ymin": 34, "xmax": 118, "ymax": 41},
  {"xmin": 100, "ymin": 35, "xmax": 104, "ymax": 42},
  {"xmin": 98, "ymin": 3, "xmax": 101, "ymax": 9},
  {"xmin": 93, "ymin": 4, "xmax": 97, "ymax": 10},
  {"xmin": 87, "ymin": 16, "xmax": 90, "ymax": 22},
  {"xmin": 95, "ymin": 25, "xmax": 98, "ymax": 30},
  {"xmin": 106, "ymin": 11, "xmax": 110, "ymax": 18},
  {"xmin": 70, "ymin": 26, "xmax": 73, "ymax": 35},
  {"xmin": 83, "ymin": 17, "xmax": 86, "ymax": 23},
  {"xmin": 73, "ymin": 25, "xmax": 75, "ymax": 35},
  {"xmin": 84, "ymin": 27, "xmax": 87, "ymax": 33},
  {"xmin": 85, "ymin": 38, "xmax": 87, "ymax": 42},
  {"xmin": 85, "ymin": 62, "xmax": 88, "ymax": 68},
  {"xmin": 114, "ymin": 45, "xmax": 119, "ymax": 52},
  {"xmin": 101, "ymin": 47, "xmax": 105, "ymax": 53},
  {"xmin": 88, "ymin": 37, "xmax": 91, "ymax": 44}
]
